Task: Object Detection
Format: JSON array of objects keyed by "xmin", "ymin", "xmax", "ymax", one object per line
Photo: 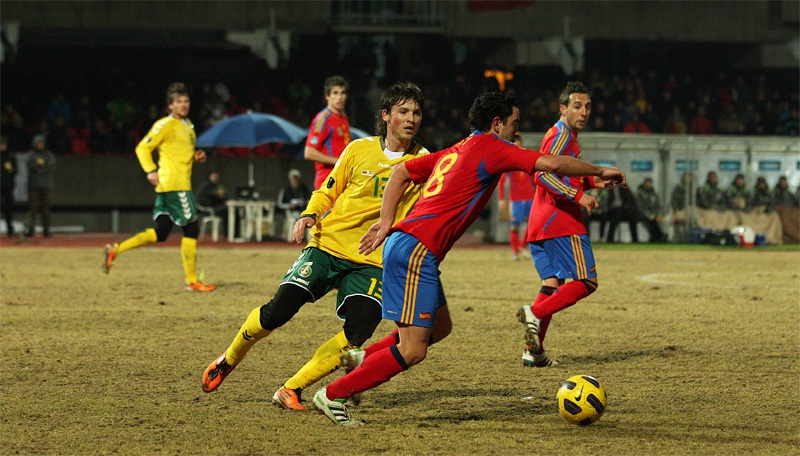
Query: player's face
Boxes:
[
  {"xmin": 383, "ymin": 98, "xmax": 422, "ymax": 150},
  {"xmin": 169, "ymin": 95, "xmax": 190, "ymax": 119},
  {"xmin": 326, "ymin": 86, "xmax": 348, "ymax": 115},
  {"xmin": 496, "ymin": 106, "xmax": 520, "ymax": 143},
  {"xmin": 561, "ymin": 93, "xmax": 591, "ymax": 132}
]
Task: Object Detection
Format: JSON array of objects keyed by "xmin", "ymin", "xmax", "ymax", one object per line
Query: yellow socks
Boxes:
[
  {"xmin": 226, "ymin": 307, "xmax": 272, "ymax": 366},
  {"xmin": 181, "ymin": 237, "xmax": 198, "ymax": 284},
  {"xmin": 115, "ymin": 228, "xmax": 157, "ymax": 255},
  {"xmin": 283, "ymin": 330, "xmax": 355, "ymax": 391}
]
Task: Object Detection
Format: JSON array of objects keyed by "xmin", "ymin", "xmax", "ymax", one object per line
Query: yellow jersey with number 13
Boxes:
[{"xmin": 303, "ymin": 136, "xmax": 429, "ymax": 268}]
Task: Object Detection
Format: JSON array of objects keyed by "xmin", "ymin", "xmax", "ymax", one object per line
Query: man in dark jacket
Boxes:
[
  {"xmin": 25, "ymin": 134, "xmax": 56, "ymax": 237},
  {"xmin": 1, "ymin": 136, "xmax": 17, "ymax": 236}
]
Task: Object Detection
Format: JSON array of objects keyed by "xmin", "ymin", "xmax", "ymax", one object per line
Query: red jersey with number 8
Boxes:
[{"xmin": 394, "ymin": 132, "xmax": 542, "ymax": 262}]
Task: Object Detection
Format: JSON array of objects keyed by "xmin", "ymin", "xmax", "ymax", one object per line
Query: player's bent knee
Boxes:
[
  {"xmin": 259, "ymin": 284, "xmax": 311, "ymax": 330},
  {"xmin": 182, "ymin": 221, "xmax": 199, "ymax": 239},
  {"xmin": 154, "ymin": 215, "xmax": 173, "ymax": 242},
  {"xmin": 342, "ymin": 297, "xmax": 382, "ymax": 346},
  {"xmin": 580, "ymin": 279, "xmax": 598, "ymax": 294}
]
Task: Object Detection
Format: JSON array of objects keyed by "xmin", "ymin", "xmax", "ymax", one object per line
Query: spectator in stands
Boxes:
[
  {"xmin": 90, "ymin": 119, "xmax": 112, "ymax": 155},
  {"xmin": 622, "ymin": 112, "xmax": 651, "ymax": 133},
  {"xmin": 48, "ymin": 115, "xmax": 71, "ymax": 154},
  {"xmin": 782, "ymin": 107, "xmax": 800, "ymax": 136},
  {"xmin": 749, "ymin": 176, "xmax": 773, "ymax": 212},
  {"xmin": 697, "ymin": 171, "xmax": 727, "ymax": 211},
  {"xmin": 689, "ymin": 106, "xmax": 714, "ymax": 135},
  {"xmin": 663, "ymin": 105, "xmax": 688, "ymax": 134},
  {"xmin": 671, "ymin": 172, "xmax": 693, "ymax": 213},
  {"xmin": 46, "ymin": 92, "xmax": 72, "ymax": 127},
  {"xmin": 196, "ymin": 170, "xmax": 232, "ymax": 233},
  {"xmin": 772, "ymin": 176, "xmax": 799, "ymax": 207},
  {"xmin": 636, "ymin": 177, "xmax": 666, "ymax": 243},
  {"xmin": 726, "ymin": 173, "xmax": 751, "ymax": 212},
  {"xmin": 276, "ymin": 169, "xmax": 311, "ymax": 242},
  {"xmin": 109, "ymin": 119, "xmax": 136, "ymax": 154},
  {"xmin": 24, "ymin": 134, "xmax": 56, "ymax": 238},
  {"xmin": 717, "ymin": 104, "xmax": 744, "ymax": 134},
  {"xmin": 605, "ymin": 184, "xmax": 639, "ymax": 243},
  {"xmin": 1, "ymin": 136, "xmax": 17, "ymax": 236}
]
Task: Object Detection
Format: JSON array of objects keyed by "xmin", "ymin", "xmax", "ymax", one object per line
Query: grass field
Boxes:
[{"xmin": 1, "ymin": 240, "xmax": 798, "ymax": 455}]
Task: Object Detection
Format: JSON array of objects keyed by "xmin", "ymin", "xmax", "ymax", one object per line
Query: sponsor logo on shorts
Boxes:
[
  {"xmin": 298, "ymin": 262, "xmax": 313, "ymax": 278},
  {"xmin": 291, "ymin": 277, "xmax": 310, "ymax": 286}
]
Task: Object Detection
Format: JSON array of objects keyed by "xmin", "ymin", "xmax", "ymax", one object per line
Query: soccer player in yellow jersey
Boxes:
[
  {"xmin": 102, "ymin": 82, "xmax": 215, "ymax": 292},
  {"xmin": 202, "ymin": 82, "xmax": 427, "ymax": 410}
]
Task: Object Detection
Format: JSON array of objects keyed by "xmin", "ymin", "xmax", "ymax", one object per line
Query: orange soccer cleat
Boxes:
[
  {"xmin": 272, "ymin": 387, "xmax": 308, "ymax": 411},
  {"xmin": 202, "ymin": 351, "xmax": 235, "ymax": 392},
  {"xmin": 102, "ymin": 244, "xmax": 117, "ymax": 274},
  {"xmin": 186, "ymin": 281, "xmax": 216, "ymax": 292}
]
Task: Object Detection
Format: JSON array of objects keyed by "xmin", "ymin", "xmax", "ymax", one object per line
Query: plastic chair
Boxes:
[{"xmin": 197, "ymin": 204, "xmax": 222, "ymax": 242}]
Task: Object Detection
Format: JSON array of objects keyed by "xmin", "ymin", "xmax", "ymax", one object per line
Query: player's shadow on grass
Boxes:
[{"xmin": 358, "ymin": 387, "xmax": 552, "ymax": 423}]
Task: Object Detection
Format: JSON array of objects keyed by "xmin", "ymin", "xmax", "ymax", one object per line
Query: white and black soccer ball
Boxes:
[{"xmin": 556, "ymin": 374, "xmax": 607, "ymax": 426}]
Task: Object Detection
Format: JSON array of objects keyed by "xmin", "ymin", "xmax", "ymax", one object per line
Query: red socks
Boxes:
[
  {"xmin": 363, "ymin": 329, "xmax": 399, "ymax": 358},
  {"xmin": 532, "ymin": 280, "xmax": 596, "ymax": 320},
  {"xmin": 326, "ymin": 345, "xmax": 407, "ymax": 399},
  {"xmin": 510, "ymin": 231, "xmax": 520, "ymax": 254}
]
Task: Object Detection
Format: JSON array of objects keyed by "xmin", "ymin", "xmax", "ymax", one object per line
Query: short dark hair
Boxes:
[
  {"xmin": 376, "ymin": 82, "xmax": 425, "ymax": 137},
  {"xmin": 324, "ymin": 76, "xmax": 349, "ymax": 96},
  {"xmin": 166, "ymin": 82, "xmax": 188, "ymax": 105},
  {"xmin": 558, "ymin": 81, "xmax": 589, "ymax": 107},
  {"xmin": 468, "ymin": 92, "xmax": 517, "ymax": 132}
]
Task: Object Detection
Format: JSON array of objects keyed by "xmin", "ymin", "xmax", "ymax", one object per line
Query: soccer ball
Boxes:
[{"xmin": 556, "ymin": 375, "xmax": 607, "ymax": 426}]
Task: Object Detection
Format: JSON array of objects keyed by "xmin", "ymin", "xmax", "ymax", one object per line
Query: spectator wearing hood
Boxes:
[{"xmin": 25, "ymin": 134, "xmax": 56, "ymax": 237}]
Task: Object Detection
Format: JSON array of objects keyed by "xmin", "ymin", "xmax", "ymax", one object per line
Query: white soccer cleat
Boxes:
[
  {"xmin": 522, "ymin": 347, "xmax": 558, "ymax": 368},
  {"xmin": 312, "ymin": 387, "xmax": 363, "ymax": 426},
  {"xmin": 516, "ymin": 305, "xmax": 542, "ymax": 354}
]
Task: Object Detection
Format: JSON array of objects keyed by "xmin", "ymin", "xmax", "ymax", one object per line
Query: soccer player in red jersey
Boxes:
[
  {"xmin": 304, "ymin": 76, "xmax": 352, "ymax": 189},
  {"xmin": 517, "ymin": 81, "xmax": 617, "ymax": 368},
  {"xmin": 498, "ymin": 136, "xmax": 535, "ymax": 260},
  {"xmin": 311, "ymin": 91, "xmax": 626, "ymax": 426}
]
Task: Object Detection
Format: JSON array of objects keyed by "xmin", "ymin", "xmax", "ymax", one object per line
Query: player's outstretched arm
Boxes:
[
  {"xmin": 536, "ymin": 155, "xmax": 626, "ymax": 187},
  {"xmin": 359, "ymin": 163, "xmax": 413, "ymax": 255}
]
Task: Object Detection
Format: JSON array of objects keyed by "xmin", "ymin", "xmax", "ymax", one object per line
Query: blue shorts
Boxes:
[
  {"xmin": 510, "ymin": 200, "xmax": 532, "ymax": 227},
  {"xmin": 529, "ymin": 234, "xmax": 596, "ymax": 281},
  {"xmin": 381, "ymin": 231, "xmax": 446, "ymax": 328}
]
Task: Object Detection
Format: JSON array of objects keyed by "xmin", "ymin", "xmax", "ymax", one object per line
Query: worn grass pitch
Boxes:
[{"xmin": 1, "ymin": 243, "xmax": 798, "ymax": 455}]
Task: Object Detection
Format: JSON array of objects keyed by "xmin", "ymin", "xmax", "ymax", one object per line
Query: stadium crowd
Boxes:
[{"xmin": 1, "ymin": 64, "xmax": 798, "ymax": 157}]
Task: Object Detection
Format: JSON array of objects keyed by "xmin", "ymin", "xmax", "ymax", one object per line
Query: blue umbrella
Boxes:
[
  {"xmin": 196, "ymin": 112, "xmax": 307, "ymax": 186},
  {"xmin": 196, "ymin": 112, "xmax": 307, "ymax": 148}
]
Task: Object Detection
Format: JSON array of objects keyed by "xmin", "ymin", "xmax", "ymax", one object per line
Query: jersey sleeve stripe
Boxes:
[
  {"xmin": 549, "ymin": 127, "xmax": 570, "ymax": 156},
  {"xmin": 312, "ymin": 110, "xmax": 332, "ymax": 133},
  {"xmin": 540, "ymin": 171, "xmax": 578, "ymax": 198}
]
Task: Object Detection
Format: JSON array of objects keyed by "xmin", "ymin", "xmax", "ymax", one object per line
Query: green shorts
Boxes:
[
  {"xmin": 282, "ymin": 247, "xmax": 383, "ymax": 320},
  {"xmin": 153, "ymin": 191, "xmax": 198, "ymax": 226}
]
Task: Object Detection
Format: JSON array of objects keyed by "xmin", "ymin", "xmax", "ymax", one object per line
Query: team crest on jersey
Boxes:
[
  {"xmin": 298, "ymin": 261, "xmax": 313, "ymax": 278},
  {"xmin": 336, "ymin": 127, "xmax": 343, "ymax": 136},
  {"xmin": 361, "ymin": 170, "xmax": 374, "ymax": 176}
]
